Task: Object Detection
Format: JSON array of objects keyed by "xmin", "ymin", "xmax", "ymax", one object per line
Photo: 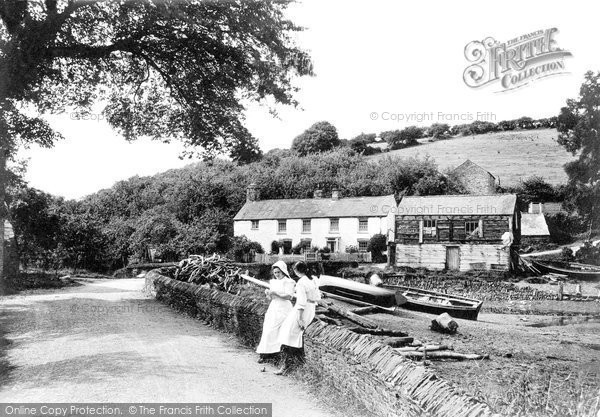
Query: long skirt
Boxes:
[
  {"xmin": 277, "ymin": 303, "xmax": 316, "ymax": 349},
  {"xmin": 256, "ymin": 298, "xmax": 293, "ymax": 354}
]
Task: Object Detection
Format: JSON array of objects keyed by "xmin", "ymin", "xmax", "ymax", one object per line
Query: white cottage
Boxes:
[{"xmin": 233, "ymin": 185, "xmax": 396, "ymax": 254}]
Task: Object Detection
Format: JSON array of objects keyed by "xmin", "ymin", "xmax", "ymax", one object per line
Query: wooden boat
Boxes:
[
  {"xmin": 318, "ymin": 275, "xmax": 404, "ymax": 308},
  {"xmin": 529, "ymin": 260, "xmax": 600, "ymax": 281},
  {"xmin": 383, "ymin": 284, "xmax": 483, "ymax": 321}
]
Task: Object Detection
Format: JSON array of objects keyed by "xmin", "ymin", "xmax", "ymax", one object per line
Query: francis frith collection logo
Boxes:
[{"xmin": 463, "ymin": 28, "xmax": 572, "ymax": 92}]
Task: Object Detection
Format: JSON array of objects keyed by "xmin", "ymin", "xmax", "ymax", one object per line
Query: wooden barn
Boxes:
[{"xmin": 392, "ymin": 194, "xmax": 520, "ymax": 271}]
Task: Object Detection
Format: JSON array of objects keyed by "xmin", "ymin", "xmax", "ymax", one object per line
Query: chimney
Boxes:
[
  {"xmin": 331, "ymin": 189, "xmax": 340, "ymax": 200},
  {"xmin": 313, "ymin": 189, "xmax": 323, "ymax": 199},
  {"xmin": 246, "ymin": 183, "xmax": 259, "ymax": 202}
]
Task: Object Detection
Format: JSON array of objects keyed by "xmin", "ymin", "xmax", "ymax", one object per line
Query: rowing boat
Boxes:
[
  {"xmin": 383, "ymin": 284, "xmax": 484, "ymax": 320},
  {"xmin": 318, "ymin": 275, "xmax": 404, "ymax": 308},
  {"xmin": 529, "ymin": 260, "xmax": 600, "ymax": 281}
]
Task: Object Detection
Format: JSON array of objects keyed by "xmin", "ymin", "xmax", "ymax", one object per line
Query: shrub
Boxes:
[
  {"xmin": 345, "ymin": 245, "xmax": 359, "ymax": 253},
  {"xmin": 227, "ymin": 235, "xmax": 264, "ymax": 262},
  {"xmin": 270, "ymin": 240, "xmax": 280, "ymax": 255},
  {"xmin": 575, "ymin": 241, "xmax": 600, "ymax": 266},
  {"xmin": 429, "ymin": 123, "xmax": 450, "ymax": 139},
  {"xmin": 367, "ymin": 233, "xmax": 387, "ymax": 263}
]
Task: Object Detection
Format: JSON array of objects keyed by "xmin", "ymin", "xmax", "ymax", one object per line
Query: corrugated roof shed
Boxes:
[
  {"xmin": 234, "ymin": 195, "xmax": 396, "ymax": 220},
  {"xmin": 396, "ymin": 194, "xmax": 517, "ymax": 216},
  {"xmin": 521, "ymin": 213, "xmax": 550, "ymax": 236}
]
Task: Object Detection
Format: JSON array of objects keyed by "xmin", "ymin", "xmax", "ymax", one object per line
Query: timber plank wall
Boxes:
[{"xmin": 145, "ymin": 270, "xmax": 499, "ymax": 417}]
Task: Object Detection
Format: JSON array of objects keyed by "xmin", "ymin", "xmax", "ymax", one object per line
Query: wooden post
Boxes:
[{"xmin": 557, "ymin": 282, "xmax": 563, "ymax": 301}]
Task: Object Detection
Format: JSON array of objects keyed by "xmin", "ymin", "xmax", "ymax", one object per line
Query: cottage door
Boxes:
[{"xmin": 445, "ymin": 247, "xmax": 460, "ymax": 270}]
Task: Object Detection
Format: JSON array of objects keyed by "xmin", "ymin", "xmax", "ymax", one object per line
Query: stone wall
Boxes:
[
  {"xmin": 452, "ymin": 160, "xmax": 496, "ymax": 195},
  {"xmin": 145, "ymin": 271, "xmax": 498, "ymax": 417}
]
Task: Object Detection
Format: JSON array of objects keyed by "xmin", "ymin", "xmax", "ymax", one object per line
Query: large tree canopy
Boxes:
[
  {"xmin": 291, "ymin": 120, "xmax": 340, "ymax": 156},
  {"xmin": 0, "ymin": 0, "xmax": 313, "ymax": 157},
  {"xmin": 557, "ymin": 71, "xmax": 600, "ymax": 229}
]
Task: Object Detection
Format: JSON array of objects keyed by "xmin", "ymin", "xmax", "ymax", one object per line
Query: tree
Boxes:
[
  {"xmin": 556, "ymin": 71, "xmax": 600, "ymax": 233},
  {"xmin": 291, "ymin": 121, "xmax": 340, "ymax": 156},
  {"xmin": 512, "ymin": 176, "xmax": 560, "ymax": 211},
  {"xmin": 10, "ymin": 187, "xmax": 62, "ymax": 268},
  {"xmin": 381, "ymin": 126, "xmax": 423, "ymax": 150},
  {"xmin": 367, "ymin": 233, "xmax": 387, "ymax": 263},
  {"xmin": 0, "ymin": 0, "xmax": 312, "ymax": 159},
  {"xmin": 429, "ymin": 123, "xmax": 450, "ymax": 139}
]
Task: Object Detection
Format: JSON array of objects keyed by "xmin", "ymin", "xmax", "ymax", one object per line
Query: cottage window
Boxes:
[
  {"xmin": 423, "ymin": 220, "xmax": 436, "ymax": 236},
  {"xmin": 358, "ymin": 240, "xmax": 369, "ymax": 252},
  {"xmin": 330, "ymin": 218, "xmax": 339, "ymax": 233},
  {"xmin": 358, "ymin": 218, "xmax": 368, "ymax": 232},
  {"xmin": 465, "ymin": 221, "xmax": 480, "ymax": 237},
  {"xmin": 302, "ymin": 219, "xmax": 311, "ymax": 233},
  {"xmin": 278, "ymin": 219, "xmax": 287, "ymax": 233},
  {"xmin": 251, "ymin": 220, "xmax": 259, "ymax": 230}
]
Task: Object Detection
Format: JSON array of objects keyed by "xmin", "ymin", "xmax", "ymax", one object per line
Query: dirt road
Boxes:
[{"xmin": 0, "ymin": 278, "xmax": 335, "ymax": 416}]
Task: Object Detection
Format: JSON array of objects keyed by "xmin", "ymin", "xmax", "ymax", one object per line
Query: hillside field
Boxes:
[{"xmin": 367, "ymin": 129, "xmax": 576, "ymax": 186}]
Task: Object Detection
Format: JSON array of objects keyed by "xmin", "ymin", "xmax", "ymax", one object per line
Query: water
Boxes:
[{"xmin": 526, "ymin": 315, "xmax": 600, "ymax": 327}]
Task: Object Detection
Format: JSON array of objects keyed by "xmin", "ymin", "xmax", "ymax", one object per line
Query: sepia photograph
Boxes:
[{"xmin": 0, "ymin": 1, "xmax": 599, "ymax": 416}]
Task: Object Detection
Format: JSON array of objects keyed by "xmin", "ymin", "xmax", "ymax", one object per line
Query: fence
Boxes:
[{"xmin": 250, "ymin": 252, "xmax": 371, "ymax": 264}]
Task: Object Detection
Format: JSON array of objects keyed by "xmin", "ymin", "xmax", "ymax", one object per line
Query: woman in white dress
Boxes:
[
  {"xmin": 256, "ymin": 261, "xmax": 295, "ymax": 363},
  {"xmin": 275, "ymin": 261, "xmax": 321, "ymax": 374}
]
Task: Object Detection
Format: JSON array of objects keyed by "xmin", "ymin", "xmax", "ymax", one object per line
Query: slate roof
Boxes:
[
  {"xmin": 453, "ymin": 159, "xmax": 495, "ymax": 179},
  {"xmin": 234, "ymin": 195, "xmax": 396, "ymax": 220},
  {"xmin": 396, "ymin": 194, "xmax": 517, "ymax": 216},
  {"xmin": 521, "ymin": 213, "xmax": 550, "ymax": 236}
]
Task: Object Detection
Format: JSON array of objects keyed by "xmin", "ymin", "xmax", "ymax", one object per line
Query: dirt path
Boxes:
[{"xmin": 0, "ymin": 278, "xmax": 336, "ymax": 416}]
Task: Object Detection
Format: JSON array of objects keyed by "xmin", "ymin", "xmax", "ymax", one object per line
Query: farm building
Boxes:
[
  {"xmin": 520, "ymin": 212, "xmax": 551, "ymax": 244},
  {"xmin": 234, "ymin": 184, "xmax": 396, "ymax": 255},
  {"xmin": 451, "ymin": 160, "xmax": 497, "ymax": 194},
  {"xmin": 392, "ymin": 194, "xmax": 520, "ymax": 271}
]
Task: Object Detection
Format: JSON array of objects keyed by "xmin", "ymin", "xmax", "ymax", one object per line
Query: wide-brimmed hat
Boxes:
[{"xmin": 271, "ymin": 260, "xmax": 290, "ymax": 278}]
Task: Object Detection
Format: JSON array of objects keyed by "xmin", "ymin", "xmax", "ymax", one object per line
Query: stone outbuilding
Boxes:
[{"xmin": 451, "ymin": 160, "xmax": 497, "ymax": 194}]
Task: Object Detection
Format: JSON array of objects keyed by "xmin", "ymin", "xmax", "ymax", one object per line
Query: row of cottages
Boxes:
[
  {"xmin": 233, "ymin": 184, "xmax": 395, "ymax": 254},
  {"xmin": 391, "ymin": 194, "xmax": 520, "ymax": 271}
]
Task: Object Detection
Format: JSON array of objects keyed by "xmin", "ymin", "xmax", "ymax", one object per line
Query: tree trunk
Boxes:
[{"xmin": 0, "ymin": 148, "xmax": 5, "ymax": 294}]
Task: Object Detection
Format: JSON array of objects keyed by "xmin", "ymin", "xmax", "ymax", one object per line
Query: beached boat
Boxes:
[
  {"xmin": 529, "ymin": 260, "xmax": 600, "ymax": 281},
  {"xmin": 382, "ymin": 284, "xmax": 484, "ymax": 320},
  {"xmin": 318, "ymin": 275, "xmax": 404, "ymax": 308}
]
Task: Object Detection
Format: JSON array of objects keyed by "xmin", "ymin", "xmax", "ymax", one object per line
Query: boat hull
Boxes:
[
  {"xmin": 383, "ymin": 284, "xmax": 483, "ymax": 321},
  {"xmin": 318, "ymin": 275, "xmax": 401, "ymax": 308},
  {"xmin": 530, "ymin": 260, "xmax": 600, "ymax": 281}
]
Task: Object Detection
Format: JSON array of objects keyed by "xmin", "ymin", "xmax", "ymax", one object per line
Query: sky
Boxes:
[{"xmin": 16, "ymin": 0, "xmax": 600, "ymax": 199}]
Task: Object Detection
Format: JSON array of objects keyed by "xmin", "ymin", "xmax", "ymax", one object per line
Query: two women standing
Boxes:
[{"xmin": 256, "ymin": 261, "xmax": 321, "ymax": 375}]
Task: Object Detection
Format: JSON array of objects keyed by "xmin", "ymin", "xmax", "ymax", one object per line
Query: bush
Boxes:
[
  {"xmin": 345, "ymin": 245, "xmax": 359, "ymax": 253},
  {"xmin": 270, "ymin": 240, "xmax": 280, "ymax": 255},
  {"xmin": 367, "ymin": 233, "xmax": 387, "ymax": 263},
  {"xmin": 227, "ymin": 235, "xmax": 264, "ymax": 262},
  {"xmin": 546, "ymin": 213, "xmax": 586, "ymax": 244},
  {"xmin": 561, "ymin": 247, "xmax": 575, "ymax": 262},
  {"xmin": 429, "ymin": 123, "xmax": 450, "ymax": 139},
  {"xmin": 575, "ymin": 241, "xmax": 600, "ymax": 266}
]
